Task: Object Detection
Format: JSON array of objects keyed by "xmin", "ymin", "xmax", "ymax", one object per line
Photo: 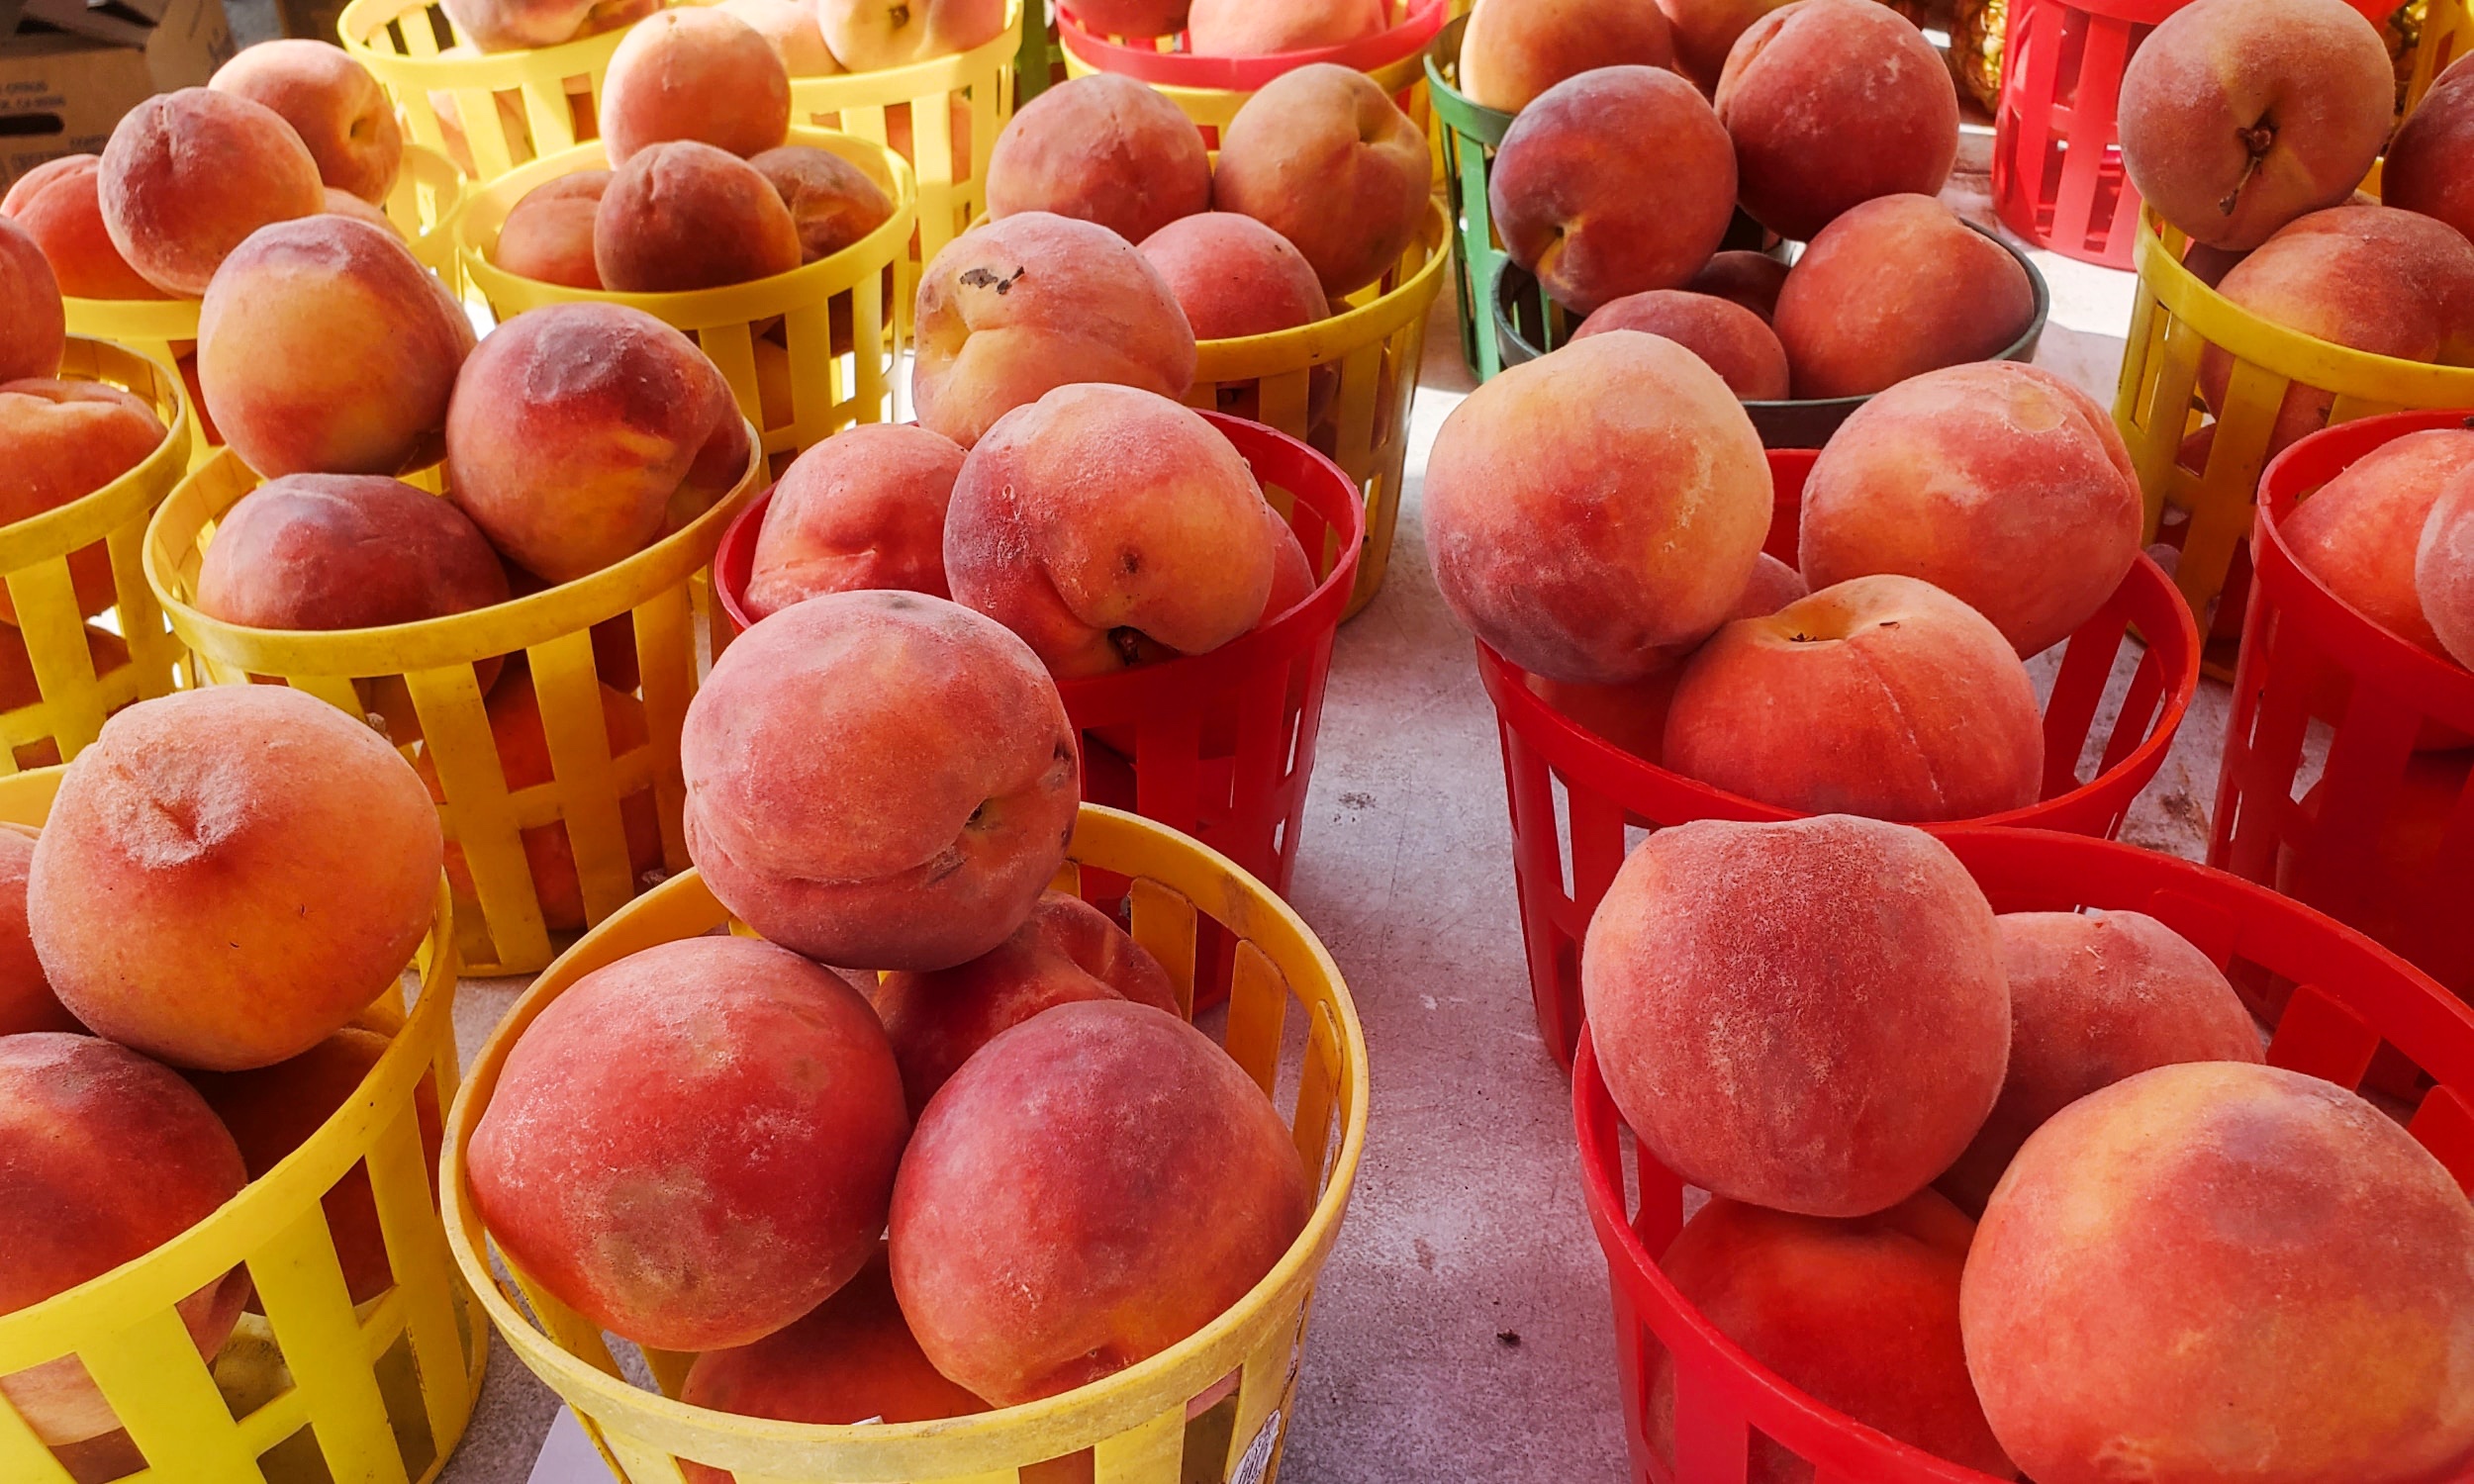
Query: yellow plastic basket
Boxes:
[
  {"xmin": 0, "ymin": 767, "xmax": 481, "ymax": 1484},
  {"xmin": 0, "ymin": 338, "xmax": 190, "ymax": 776},
  {"xmin": 341, "ymin": 0, "xmax": 631, "ymax": 184},
  {"xmin": 440, "ymin": 802, "xmax": 1369, "ymax": 1484},
  {"xmin": 140, "ymin": 431, "xmax": 765, "ymax": 976},
  {"xmin": 2406, "ymin": 0, "xmax": 2473, "ymax": 114},
  {"xmin": 456, "ymin": 130, "xmax": 914, "ymax": 472}
]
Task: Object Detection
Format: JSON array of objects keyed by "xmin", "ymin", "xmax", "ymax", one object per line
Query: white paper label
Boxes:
[{"xmin": 1233, "ymin": 1409, "xmax": 1282, "ymax": 1484}]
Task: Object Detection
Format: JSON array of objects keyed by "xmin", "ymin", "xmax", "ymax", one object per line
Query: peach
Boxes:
[
  {"xmin": 1665, "ymin": 575, "xmax": 2045, "ymax": 820},
  {"xmin": 493, "ymin": 170, "xmax": 608, "ymax": 288},
  {"xmin": 439, "ymin": 0, "xmax": 657, "ymax": 50},
  {"xmin": 1458, "ymin": 0, "xmax": 1674, "ymax": 113},
  {"xmin": 1715, "ymin": 0, "xmax": 1956, "ymax": 243},
  {"xmin": 445, "ymin": 302, "xmax": 744, "ymax": 584},
  {"xmin": 1771, "ymin": 194, "xmax": 2036, "ymax": 400},
  {"xmin": 595, "ymin": 140, "xmax": 803, "ymax": 291},
  {"xmin": 747, "ymin": 145, "xmax": 894, "ymax": 261},
  {"xmin": 1486, "ymin": 66, "xmax": 1736, "ymax": 315},
  {"xmin": 1425, "ymin": 330, "xmax": 1770, "ymax": 684},
  {"xmin": 911, "ymin": 212, "xmax": 1196, "ymax": 447},
  {"xmin": 1187, "ymin": 0, "xmax": 1384, "ymax": 54},
  {"xmin": 681, "ymin": 591, "xmax": 1079, "ymax": 970},
  {"xmin": 1580, "ymin": 813, "xmax": 2010, "ymax": 1217},
  {"xmin": 987, "ymin": 75, "xmax": 1210, "ymax": 245},
  {"xmin": 210, "ymin": 42, "xmax": 403, "ymax": 204},
  {"xmin": 0, "ymin": 627, "xmax": 132, "ymax": 773},
  {"xmin": 0, "ymin": 216, "xmax": 63, "ymax": 382},
  {"xmin": 1960, "ymin": 1062, "xmax": 2474, "ymax": 1484},
  {"xmin": 195, "ymin": 216, "xmax": 475, "ymax": 480},
  {"xmin": 27, "ymin": 687, "xmax": 443, "ymax": 1070},
  {"xmin": 1571, "ymin": 289, "xmax": 1789, "ymax": 400},
  {"xmin": 890, "ymin": 1000, "xmax": 1311, "ymax": 1403},
  {"xmin": 0, "ymin": 378, "xmax": 167, "ymax": 621},
  {"xmin": 745, "ymin": 422, "xmax": 966, "ymax": 615},
  {"xmin": 601, "ymin": 9, "xmax": 791, "ymax": 165},
  {"xmin": 1798, "ymin": 362, "xmax": 2141, "ymax": 656},
  {"xmin": 1648, "ymin": 1192, "xmax": 2016, "ymax": 1481},
  {"xmin": 194, "ymin": 473, "xmax": 510, "ymax": 633},
  {"xmin": 2, "ymin": 158, "xmax": 163, "ymax": 301},
  {"xmin": 1213, "ymin": 63, "xmax": 1432, "ymax": 298},
  {"xmin": 945, "ymin": 384, "xmax": 1278, "ymax": 677},
  {"xmin": 0, "ymin": 830, "xmax": 75, "ymax": 1036},
  {"xmin": 2422, "ymin": 462, "xmax": 2474, "ymax": 669},
  {"xmin": 1062, "ymin": 0, "xmax": 1189, "ymax": 35},
  {"xmin": 719, "ymin": 0, "xmax": 841, "ymax": 74},
  {"xmin": 0, "ymin": 157, "xmax": 83, "ymax": 218},
  {"xmin": 188, "ymin": 1026, "xmax": 443, "ymax": 1305},
  {"xmin": 1688, "ymin": 249, "xmax": 1790, "ymax": 321},
  {"xmin": 2273, "ymin": 427, "xmax": 2474, "ymax": 657},
  {"xmin": 2383, "ymin": 60, "xmax": 2474, "ymax": 246},
  {"xmin": 97, "ymin": 89, "xmax": 325, "ymax": 297},
  {"xmin": 0, "ymin": 1034, "xmax": 249, "ymax": 1445},
  {"xmin": 466, "ymin": 935, "xmax": 909, "ymax": 1350},
  {"xmin": 818, "ymin": 0, "xmax": 1008, "ymax": 68},
  {"xmin": 874, "ymin": 889, "xmax": 1180, "ymax": 1115},
  {"xmin": 2116, "ymin": 0, "xmax": 2394, "ymax": 251},
  {"xmin": 1137, "ymin": 212, "xmax": 1328, "ymax": 339},
  {"xmin": 321, "ymin": 187, "xmax": 399, "ymax": 236},
  {"xmin": 1661, "ymin": 0, "xmax": 1793, "ymax": 89}
]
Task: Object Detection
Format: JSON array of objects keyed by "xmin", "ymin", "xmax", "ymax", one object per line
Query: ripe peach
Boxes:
[
  {"xmin": 911, "ymin": 212, "xmax": 1196, "ymax": 447},
  {"xmin": 601, "ymin": 9, "xmax": 791, "ymax": 164},
  {"xmin": 2116, "ymin": 0, "xmax": 2394, "ymax": 251},
  {"xmin": 1571, "ymin": 289, "xmax": 1789, "ymax": 400},
  {"xmin": 988, "ymin": 74, "xmax": 1210, "ymax": 245},
  {"xmin": 1137, "ymin": 212, "xmax": 1328, "ymax": 339},
  {"xmin": 1648, "ymin": 1192, "xmax": 2016, "ymax": 1481},
  {"xmin": 2422, "ymin": 462, "xmax": 2474, "ymax": 669},
  {"xmin": 945, "ymin": 384, "xmax": 1278, "ymax": 677},
  {"xmin": 2383, "ymin": 60, "xmax": 2474, "ymax": 246},
  {"xmin": 0, "ymin": 216, "xmax": 63, "ymax": 382},
  {"xmin": 1961, "ymin": 1062, "xmax": 2474, "ymax": 1484},
  {"xmin": 1213, "ymin": 63, "xmax": 1432, "ymax": 298},
  {"xmin": 1486, "ymin": 65, "xmax": 1736, "ymax": 316},
  {"xmin": 0, "ymin": 830, "xmax": 75, "ymax": 1036},
  {"xmin": 0, "ymin": 627, "xmax": 132, "ymax": 773},
  {"xmin": 1457, "ymin": 0, "xmax": 1673, "ymax": 113},
  {"xmin": 0, "ymin": 1034, "xmax": 248, "ymax": 1445},
  {"xmin": 681, "ymin": 591, "xmax": 1079, "ymax": 970},
  {"xmin": 195, "ymin": 216, "xmax": 475, "ymax": 480},
  {"xmin": 595, "ymin": 140, "xmax": 803, "ymax": 291},
  {"xmin": 745, "ymin": 422, "xmax": 966, "ymax": 616},
  {"xmin": 97, "ymin": 88, "xmax": 325, "ymax": 297},
  {"xmin": 467, "ymin": 935, "xmax": 909, "ymax": 1350},
  {"xmin": 1798, "ymin": 362, "xmax": 2141, "ymax": 655},
  {"xmin": 493, "ymin": 170, "xmax": 608, "ymax": 288},
  {"xmin": 445, "ymin": 302, "xmax": 744, "ymax": 584},
  {"xmin": 439, "ymin": 0, "xmax": 655, "ymax": 49},
  {"xmin": 818, "ymin": 0, "xmax": 1008, "ymax": 69},
  {"xmin": 890, "ymin": 1000, "xmax": 1312, "ymax": 1404},
  {"xmin": 2, "ymin": 159, "xmax": 163, "ymax": 302},
  {"xmin": 747, "ymin": 145, "xmax": 895, "ymax": 262},
  {"xmin": 1, "ymin": 157, "xmax": 83, "ymax": 218},
  {"xmin": 1581, "ymin": 813, "xmax": 2010, "ymax": 1217},
  {"xmin": 2275, "ymin": 427, "xmax": 2474, "ymax": 657},
  {"xmin": 194, "ymin": 473, "xmax": 510, "ymax": 633},
  {"xmin": 719, "ymin": 0, "xmax": 841, "ymax": 74},
  {"xmin": 1063, "ymin": 0, "xmax": 1189, "ymax": 35},
  {"xmin": 1661, "ymin": 0, "xmax": 1793, "ymax": 89},
  {"xmin": 27, "ymin": 687, "xmax": 444, "ymax": 1070},
  {"xmin": 1771, "ymin": 194, "xmax": 2036, "ymax": 400},
  {"xmin": 1688, "ymin": 249, "xmax": 1790, "ymax": 320},
  {"xmin": 0, "ymin": 377, "xmax": 167, "ymax": 621},
  {"xmin": 1187, "ymin": 0, "xmax": 1383, "ymax": 54},
  {"xmin": 321, "ymin": 187, "xmax": 399, "ymax": 236},
  {"xmin": 1426, "ymin": 330, "xmax": 1770, "ymax": 684},
  {"xmin": 210, "ymin": 41, "xmax": 403, "ymax": 204}
]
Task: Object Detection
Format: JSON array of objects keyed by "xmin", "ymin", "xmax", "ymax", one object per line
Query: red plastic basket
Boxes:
[
  {"xmin": 1991, "ymin": 0, "xmax": 2182, "ymax": 271},
  {"xmin": 2213, "ymin": 409, "xmax": 2474, "ymax": 1003},
  {"xmin": 1575, "ymin": 825, "xmax": 2474, "ymax": 1484},
  {"xmin": 1478, "ymin": 448, "xmax": 2202, "ymax": 1067}
]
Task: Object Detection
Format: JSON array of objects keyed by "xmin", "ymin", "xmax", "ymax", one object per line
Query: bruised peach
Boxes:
[
  {"xmin": 745, "ymin": 422, "xmax": 965, "ymax": 616},
  {"xmin": 98, "ymin": 88, "xmax": 324, "ymax": 297}
]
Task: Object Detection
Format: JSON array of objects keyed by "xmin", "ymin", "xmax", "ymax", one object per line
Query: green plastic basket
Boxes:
[
  {"xmin": 1014, "ymin": 0, "xmax": 1064, "ymax": 106},
  {"xmin": 1425, "ymin": 12, "xmax": 1513, "ymax": 381}
]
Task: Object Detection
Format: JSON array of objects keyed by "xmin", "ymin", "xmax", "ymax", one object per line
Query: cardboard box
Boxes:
[{"xmin": 0, "ymin": 0, "xmax": 235, "ymax": 193}]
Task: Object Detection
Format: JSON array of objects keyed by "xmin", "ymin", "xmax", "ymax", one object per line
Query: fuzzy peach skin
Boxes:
[
  {"xmin": 2270, "ymin": 427, "xmax": 2474, "ymax": 656},
  {"xmin": 1960, "ymin": 1062, "xmax": 2474, "ymax": 1484},
  {"xmin": 188, "ymin": 1026, "xmax": 443, "ymax": 1306},
  {"xmin": 0, "ymin": 377, "xmax": 167, "ymax": 621},
  {"xmin": 1798, "ymin": 362, "xmax": 2141, "ymax": 656},
  {"xmin": 1137, "ymin": 212, "xmax": 1329, "ymax": 339},
  {"xmin": 1213, "ymin": 64, "xmax": 1432, "ymax": 299},
  {"xmin": 1572, "ymin": 290, "xmax": 1789, "ymax": 400},
  {"xmin": 493, "ymin": 170, "xmax": 608, "ymax": 288},
  {"xmin": 911, "ymin": 212, "xmax": 1197, "ymax": 448},
  {"xmin": 440, "ymin": 0, "xmax": 655, "ymax": 50},
  {"xmin": 320, "ymin": 187, "xmax": 399, "ymax": 237},
  {"xmin": 748, "ymin": 145, "xmax": 894, "ymax": 262},
  {"xmin": 1187, "ymin": 0, "xmax": 1383, "ymax": 54},
  {"xmin": 1457, "ymin": 0, "xmax": 1673, "ymax": 113},
  {"xmin": 1425, "ymin": 330, "xmax": 1770, "ymax": 685},
  {"xmin": 1661, "ymin": 0, "xmax": 1792, "ymax": 89},
  {"xmin": 874, "ymin": 889, "xmax": 1180, "ymax": 1115},
  {"xmin": 0, "ymin": 830, "xmax": 76, "ymax": 1036},
  {"xmin": 0, "ymin": 628, "xmax": 130, "ymax": 773},
  {"xmin": 601, "ymin": 9, "xmax": 791, "ymax": 165},
  {"xmin": 682, "ymin": 591, "xmax": 1079, "ymax": 970},
  {"xmin": 1580, "ymin": 813, "xmax": 2010, "ymax": 1217},
  {"xmin": 27, "ymin": 689, "xmax": 441, "ymax": 1070},
  {"xmin": 2421, "ymin": 461, "xmax": 2474, "ymax": 669},
  {"xmin": 210, "ymin": 42, "xmax": 402, "ymax": 203},
  {"xmin": 2116, "ymin": 0, "xmax": 2394, "ymax": 252},
  {"xmin": 467, "ymin": 935, "xmax": 909, "ymax": 1350},
  {"xmin": 2, "ymin": 158, "xmax": 163, "ymax": 302},
  {"xmin": 194, "ymin": 473, "xmax": 510, "ymax": 632},
  {"xmin": 1665, "ymin": 575, "xmax": 2046, "ymax": 820},
  {"xmin": 595, "ymin": 140, "xmax": 803, "ymax": 291},
  {"xmin": 0, "ymin": 216, "xmax": 63, "ymax": 382},
  {"xmin": 987, "ymin": 75, "xmax": 1210, "ymax": 246},
  {"xmin": 1935, "ymin": 910, "xmax": 2259, "ymax": 1217},
  {"xmin": 195, "ymin": 216, "xmax": 475, "ymax": 480},
  {"xmin": 1715, "ymin": 0, "xmax": 1956, "ymax": 243},
  {"xmin": 746, "ymin": 423, "xmax": 966, "ymax": 615},
  {"xmin": 98, "ymin": 89, "xmax": 324, "ymax": 297},
  {"xmin": 818, "ymin": 0, "xmax": 1008, "ymax": 69},
  {"xmin": 445, "ymin": 302, "xmax": 743, "ymax": 584},
  {"xmin": 944, "ymin": 383, "xmax": 1278, "ymax": 677},
  {"xmin": 1687, "ymin": 249, "xmax": 1789, "ymax": 320},
  {"xmin": 1771, "ymin": 194, "xmax": 2035, "ymax": 400},
  {"xmin": 0, "ymin": 1034, "xmax": 249, "ymax": 1446},
  {"xmin": 1, "ymin": 156, "xmax": 83, "ymax": 218},
  {"xmin": 1486, "ymin": 66, "xmax": 1737, "ymax": 316},
  {"xmin": 891, "ymin": 999, "xmax": 1312, "ymax": 1404},
  {"xmin": 719, "ymin": 0, "xmax": 841, "ymax": 73},
  {"xmin": 1062, "ymin": 0, "xmax": 1189, "ymax": 35},
  {"xmin": 2383, "ymin": 59, "xmax": 2474, "ymax": 246},
  {"xmin": 1649, "ymin": 1192, "xmax": 2018, "ymax": 1482}
]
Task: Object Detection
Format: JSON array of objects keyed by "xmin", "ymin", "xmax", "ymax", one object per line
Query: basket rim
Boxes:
[
  {"xmin": 0, "ymin": 339, "xmax": 191, "ymax": 575},
  {"xmin": 1191, "ymin": 198, "xmax": 1454, "ymax": 380},
  {"xmin": 1421, "ymin": 11, "xmax": 1510, "ymax": 142},
  {"xmin": 436, "ymin": 802, "xmax": 1371, "ymax": 1476},
  {"xmin": 787, "ymin": 0, "xmax": 1024, "ymax": 107},
  {"xmin": 1055, "ymin": 0, "xmax": 1447, "ymax": 89},
  {"xmin": 340, "ymin": 0, "xmax": 632, "ymax": 80}
]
